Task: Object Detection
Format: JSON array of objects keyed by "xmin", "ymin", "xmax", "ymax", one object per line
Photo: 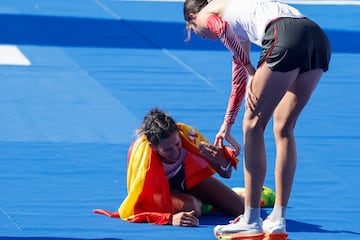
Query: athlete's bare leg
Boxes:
[
  {"xmin": 273, "ymin": 69, "xmax": 323, "ymax": 207},
  {"xmin": 243, "ymin": 65, "xmax": 299, "ymax": 208}
]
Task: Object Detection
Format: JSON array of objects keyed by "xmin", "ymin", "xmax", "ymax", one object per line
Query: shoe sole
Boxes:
[
  {"xmin": 263, "ymin": 233, "xmax": 288, "ymax": 240},
  {"xmin": 214, "ymin": 233, "xmax": 288, "ymax": 240},
  {"xmin": 215, "ymin": 233, "xmax": 265, "ymax": 240}
]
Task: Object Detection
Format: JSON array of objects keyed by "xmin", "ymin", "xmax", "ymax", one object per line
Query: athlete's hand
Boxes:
[
  {"xmin": 199, "ymin": 141, "xmax": 233, "ymax": 178},
  {"xmin": 198, "ymin": 141, "xmax": 228, "ymax": 166},
  {"xmin": 215, "ymin": 122, "xmax": 241, "ymax": 156},
  {"xmin": 245, "ymin": 63, "xmax": 256, "ymax": 76},
  {"xmin": 171, "ymin": 210, "xmax": 199, "ymax": 227},
  {"xmin": 245, "ymin": 75, "xmax": 258, "ymax": 112}
]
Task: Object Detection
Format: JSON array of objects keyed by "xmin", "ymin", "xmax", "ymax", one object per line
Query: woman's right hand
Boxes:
[
  {"xmin": 215, "ymin": 122, "xmax": 241, "ymax": 156},
  {"xmin": 171, "ymin": 210, "xmax": 199, "ymax": 227}
]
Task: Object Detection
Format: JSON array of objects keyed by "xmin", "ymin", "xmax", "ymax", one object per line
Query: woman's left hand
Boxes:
[
  {"xmin": 199, "ymin": 141, "xmax": 232, "ymax": 178},
  {"xmin": 199, "ymin": 141, "xmax": 227, "ymax": 165}
]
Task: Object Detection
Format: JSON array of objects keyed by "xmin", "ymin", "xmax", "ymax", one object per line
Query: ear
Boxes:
[{"xmin": 189, "ymin": 13, "xmax": 196, "ymax": 20}]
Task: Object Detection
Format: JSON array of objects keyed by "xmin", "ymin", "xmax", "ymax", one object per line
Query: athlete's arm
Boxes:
[
  {"xmin": 225, "ymin": 61, "xmax": 248, "ymax": 124},
  {"xmin": 207, "ymin": 14, "xmax": 255, "ymax": 74},
  {"xmin": 207, "ymin": 14, "xmax": 256, "ymax": 153}
]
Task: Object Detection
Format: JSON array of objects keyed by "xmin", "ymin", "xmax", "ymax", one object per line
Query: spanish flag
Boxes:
[{"xmin": 93, "ymin": 123, "xmax": 239, "ymax": 224}]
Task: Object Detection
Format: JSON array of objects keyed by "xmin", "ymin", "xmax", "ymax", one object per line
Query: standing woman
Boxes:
[{"xmin": 183, "ymin": 0, "xmax": 331, "ymax": 237}]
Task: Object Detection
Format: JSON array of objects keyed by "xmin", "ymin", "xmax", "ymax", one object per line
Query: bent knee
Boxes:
[
  {"xmin": 273, "ymin": 120, "xmax": 295, "ymax": 139},
  {"xmin": 243, "ymin": 113, "xmax": 267, "ymax": 136}
]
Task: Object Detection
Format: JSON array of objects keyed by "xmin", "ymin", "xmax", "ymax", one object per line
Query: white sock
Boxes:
[
  {"xmin": 243, "ymin": 207, "xmax": 261, "ymax": 223},
  {"xmin": 270, "ymin": 205, "xmax": 286, "ymax": 220}
]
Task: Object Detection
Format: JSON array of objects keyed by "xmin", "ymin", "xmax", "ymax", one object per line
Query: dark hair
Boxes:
[
  {"xmin": 183, "ymin": 0, "xmax": 208, "ymax": 41},
  {"xmin": 183, "ymin": 0, "xmax": 208, "ymax": 22},
  {"xmin": 137, "ymin": 108, "xmax": 178, "ymax": 146}
]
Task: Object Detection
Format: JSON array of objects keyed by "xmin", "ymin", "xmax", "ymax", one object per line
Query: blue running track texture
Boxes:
[{"xmin": 0, "ymin": 0, "xmax": 359, "ymax": 239}]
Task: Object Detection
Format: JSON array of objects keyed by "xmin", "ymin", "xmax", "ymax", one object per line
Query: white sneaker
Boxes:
[
  {"xmin": 214, "ymin": 215, "xmax": 263, "ymax": 236},
  {"xmin": 262, "ymin": 217, "xmax": 286, "ymax": 233}
]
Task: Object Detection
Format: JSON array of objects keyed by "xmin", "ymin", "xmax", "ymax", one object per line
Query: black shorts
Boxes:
[
  {"xmin": 168, "ymin": 165, "xmax": 187, "ymax": 193},
  {"xmin": 258, "ymin": 17, "xmax": 331, "ymax": 73}
]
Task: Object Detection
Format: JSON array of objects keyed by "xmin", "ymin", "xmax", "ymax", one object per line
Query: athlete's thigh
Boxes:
[
  {"xmin": 247, "ymin": 64, "xmax": 299, "ymax": 124},
  {"xmin": 274, "ymin": 69, "xmax": 324, "ymax": 126}
]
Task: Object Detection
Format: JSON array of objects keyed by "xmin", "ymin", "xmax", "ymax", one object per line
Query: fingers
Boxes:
[
  {"xmin": 199, "ymin": 142, "xmax": 217, "ymax": 162},
  {"xmin": 246, "ymin": 76, "xmax": 258, "ymax": 112},
  {"xmin": 213, "ymin": 122, "xmax": 240, "ymax": 156},
  {"xmin": 199, "ymin": 141, "xmax": 217, "ymax": 152},
  {"xmin": 172, "ymin": 211, "xmax": 199, "ymax": 227},
  {"xmin": 215, "ymin": 135, "xmax": 240, "ymax": 156},
  {"xmin": 246, "ymin": 89, "xmax": 258, "ymax": 111},
  {"xmin": 226, "ymin": 134, "xmax": 241, "ymax": 156},
  {"xmin": 180, "ymin": 211, "xmax": 199, "ymax": 227},
  {"xmin": 214, "ymin": 137, "xmax": 223, "ymax": 148}
]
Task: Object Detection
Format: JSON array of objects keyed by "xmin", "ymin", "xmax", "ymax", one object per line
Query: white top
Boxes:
[{"xmin": 222, "ymin": 0, "xmax": 304, "ymax": 46}]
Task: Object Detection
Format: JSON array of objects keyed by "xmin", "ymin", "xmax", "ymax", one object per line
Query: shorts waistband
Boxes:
[{"xmin": 265, "ymin": 17, "xmax": 306, "ymax": 33}]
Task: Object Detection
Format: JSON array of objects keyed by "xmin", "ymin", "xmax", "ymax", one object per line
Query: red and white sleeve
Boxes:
[
  {"xmin": 224, "ymin": 61, "xmax": 247, "ymax": 124},
  {"xmin": 207, "ymin": 14, "xmax": 248, "ymax": 124},
  {"xmin": 207, "ymin": 14, "xmax": 250, "ymax": 65}
]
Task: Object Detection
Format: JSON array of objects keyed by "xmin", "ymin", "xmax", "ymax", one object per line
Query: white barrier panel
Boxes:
[{"xmin": 0, "ymin": 45, "xmax": 31, "ymax": 66}]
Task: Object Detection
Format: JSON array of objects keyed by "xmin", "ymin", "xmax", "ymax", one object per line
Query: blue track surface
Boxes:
[{"xmin": 0, "ymin": 1, "xmax": 359, "ymax": 239}]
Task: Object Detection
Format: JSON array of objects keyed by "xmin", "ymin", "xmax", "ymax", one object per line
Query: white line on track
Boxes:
[
  {"xmin": 0, "ymin": 208, "xmax": 22, "ymax": 231},
  {"xmin": 161, "ymin": 49, "xmax": 223, "ymax": 93},
  {"xmin": 94, "ymin": 0, "xmax": 122, "ymax": 20},
  {"xmin": 94, "ymin": 0, "xmax": 222, "ymax": 92}
]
